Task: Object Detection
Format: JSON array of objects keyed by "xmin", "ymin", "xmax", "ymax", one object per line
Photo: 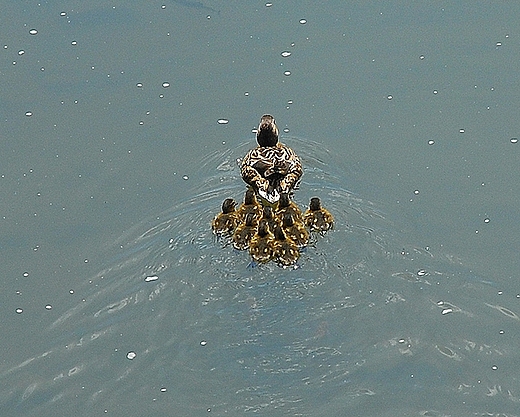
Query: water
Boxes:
[{"xmin": 2, "ymin": 1, "xmax": 520, "ymax": 416}]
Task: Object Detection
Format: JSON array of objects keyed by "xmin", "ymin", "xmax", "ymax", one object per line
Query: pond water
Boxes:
[{"xmin": 2, "ymin": 2, "xmax": 520, "ymax": 417}]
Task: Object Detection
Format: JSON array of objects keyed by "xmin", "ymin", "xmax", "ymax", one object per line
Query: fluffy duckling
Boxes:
[
  {"xmin": 282, "ymin": 212, "xmax": 309, "ymax": 248},
  {"xmin": 240, "ymin": 115, "xmax": 303, "ymax": 203},
  {"xmin": 249, "ymin": 219, "xmax": 274, "ymax": 263},
  {"xmin": 236, "ymin": 188, "xmax": 262, "ymax": 224},
  {"xmin": 211, "ymin": 198, "xmax": 239, "ymax": 235},
  {"xmin": 276, "ymin": 192, "xmax": 303, "ymax": 222},
  {"xmin": 262, "ymin": 206, "xmax": 280, "ymax": 235},
  {"xmin": 304, "ymin": 197, "xmax": 334, "ymax": 233},
  {"xmin": 272, "ymin": 225, "xmax": 300, "ymax": 266},
  {"xmin": 232, "ymin": 212, "xmax": 257, "ymax": 250}
]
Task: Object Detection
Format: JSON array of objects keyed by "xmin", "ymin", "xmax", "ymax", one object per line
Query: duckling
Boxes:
[
  {"xmin": 276, "ymin": 192, "xmax": 303, "ymax": 222},
  {"xmin": 232, "ymin": 212, "xmax": 257, "ymax": 250},
  {"xmin": 249, "ymin": 219, "xmax": 274, "ymax": 263},
  {"xmin": 304, "ymin": 197, "xmax": 334, "ymax": 233},
  {"xmin": 262, "ymin": 206, "xmax": 280, "ymax": 235},
  {"xmin": 211, "ymin": 198, "xmax": 239, "ymax": 235},
  {"xmin": 240, "ymin": 115, "xmax": 303, "ymax": 203},
  {"xmin": 236, "ymin": 188, "xmax": 262, "ymax": 224},
  {"xmin": 272, "ymin": 225, "xmax": 300, "ymax": 266},
  {"xmin": 282, "ymin": 212, "xmax": 309, "ymax": 248}
]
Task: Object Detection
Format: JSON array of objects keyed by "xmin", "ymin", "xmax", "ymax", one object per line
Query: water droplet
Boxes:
[
  {"xmin": 162, "ymin": 82, "xmax": 170, "ymax": 88},
  {"xmin": 299, "ymin": 19, "xmax": 307, "ymax": 24},
  {"xmin": 283, "ymin": 71, "xmax": 291, "ymax": 76},
  {"xmin": 281, "ymin": 51, "xmax": 291, "ymax": 57},
  {"xmin": 25, "ymin": 111, "xmax": 33, "ymax": 117},
  {"xmin": 217, "ymin": 119, "xmax": 229, "ymax": 124},
  {"xmin": 127, "ymin": 351, "xmax": 137, "ymax": 360},
  {"xmin": 29, "ymin": 29, "xmax": 38, "ymax": 35},
  {"xmin": 510, "ymin": 138, "xmax": 518, "ymax": 144}
]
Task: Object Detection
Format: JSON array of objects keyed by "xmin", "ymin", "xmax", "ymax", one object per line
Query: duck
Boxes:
[
  {"xmin": 276, "ymin": 192, "xmax": 303, "ymax": 222},
  {"xmin": 249, "ymin": 219, "xmax": 274, "ymax": 263},
  {"xmin": 261, "ymin": 206, "xmax": 280, "ymax": 235},
  {"xmin": 232, "ymin": 212, "xmax": 257, "ymax": 250},
  {"xmin": 303, "ymin": 197, "xmax": 334, "ymax": 233},
  {"xmin": 282, "ymin": 212, "xmax": 309, "ymax": 248},
  {"xmin": 240, "ymin": 114, "xmax": 303, "ymax": 203},
  {"xmin": 272, "ymin": 225, "xmax": 300, "ymax": 266},
  {"xmin": 211, "ymin": 198, "xmax": 239, "ymax": 235},
  {"xmin": 236, "ymin": 188, "xmax": 262, "ymax": 224}
]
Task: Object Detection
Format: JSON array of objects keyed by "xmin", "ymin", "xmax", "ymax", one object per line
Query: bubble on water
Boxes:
[
  {"xmin": 387, "ymin": 95, "xmax": 393, "ymax": 100},
  {"xmin": 200, "ymin": 340, "xmax": 207, "ymax": 346},
  {"xmin": 414, "ymin": 190, "xmax": 419, "ymax": 195},
  {"xmin": 441, "ymin": 308, "xmax": 453, "ymax": 315},
  {"xmin": 484, "ymin": 218, "xmax": 490, "ymax": 223},
  {"xmin": 60, "ymin": 11, "xmax": 67, "ymax": 16},
  {"xmin": 25, "ymin": 111, "xmax": 33, "ymax": 117},
  {"xmin": 161, "ymin": 5, "xmax": 166, "ymax": 9},
  {"xmin": 265, "ymin": 2, "xmax": 273, "ymax": 6},
  {"xmin": 283, "ymin": 71, "xmax": 291, "ymax": 76},
  {"xmin": 45, "ymin": 304, "xmax": 52, "ymax": 310},
  {"xmin": 127, "ymin": 351, "xmax": 137, "ymax": 360},
  {"xmin": 29, "ymin": 29, "xmax": 38, "ymax": 35},
  {"xmin": 217, "ymin": 119, "xmax": 229, "ymax": 125},
  {"xmin": 145, "ymin": 275, "xmax": 159, "ymax": 282},
  {"xmin": 136, "ymin": 82, "xmax": 143, "ymax": 88},
  {"xmin": 16, "ymin": 308, "xmax": 23, "ymax": 314},
  {"xmin": 299, "ymin": 19, "xmax": 307, "ymax": 24},
  {"xmin": 419, "ymin": 55, "xmax": 425, "ymax": 60},
  {"xmin": 281, "ymin": 51, "xmax": 291, "ymax": 57},
  {"xmin": 459, "ymin": 129, "xmax": 465, "ymax": 133},
  {"xmin": 182, "ymin": 175, "xmax": 189, "ymax": 180},
  {"xmin": 71, "ymin": 41, "xmax": 77, "ymax": 46},
  {"xmin": 510, "ymin": 138, "xmax": 518, "ymax": 144},
  {"xmin": 283, "ymin": 128, "xmax": 289, "ymax": 133},
  {"xmin": 162, "ymin": 82, "xmax": 170, "ymax": 88},
  {"xmin": 18, "ymin": 50, "xmax": 25, "ymax": 56},
  {"xmin": 428, "ymin": 139, "xmax": 435, "ymax": 145}
]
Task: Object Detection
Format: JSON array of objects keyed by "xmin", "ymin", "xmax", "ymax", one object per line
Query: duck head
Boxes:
[
  {"xmin": 309, "ymin": 197, "xmax": 322, "ymax": 211},
  {"xmin": 222, "ymin": 198, "xmax": 237, "ymax": 214},
  {"xmin": 256, "ymin": 114, "xmax": 279, "ymax": 147}
]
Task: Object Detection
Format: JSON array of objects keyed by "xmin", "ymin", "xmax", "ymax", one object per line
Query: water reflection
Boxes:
[{"xmin": 1, "ymin": 138, "xmax": 518, "ymax": 416}]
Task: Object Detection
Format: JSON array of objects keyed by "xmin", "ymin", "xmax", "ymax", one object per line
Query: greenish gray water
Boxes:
[{"xmin": 2, "ymin": 2, "xmax": 520, "ymax": 416}]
